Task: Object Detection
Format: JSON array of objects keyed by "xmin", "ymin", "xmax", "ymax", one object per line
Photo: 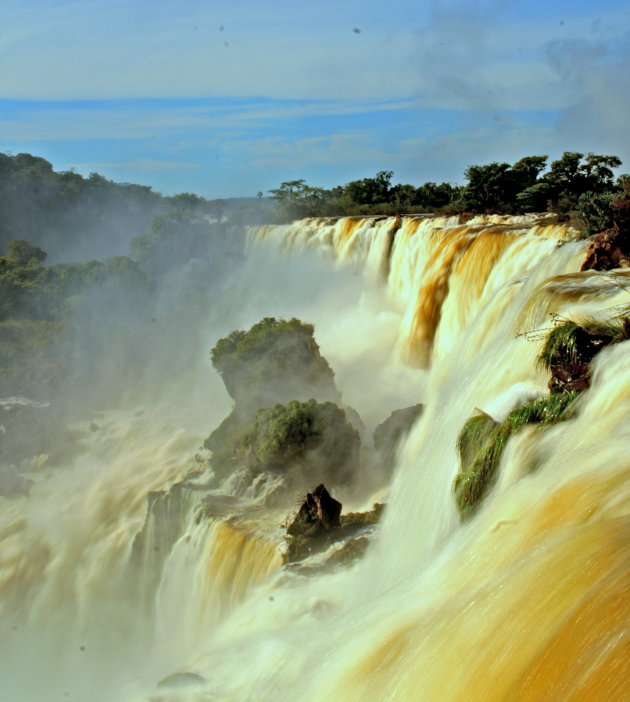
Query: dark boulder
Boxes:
[
  {"xmin": 287, "ymin": 484, "xmax": 341, "ymax": 539},
  {"xmin": 284, "ymin": 486, "xmax": 383, "ymax": 564}
]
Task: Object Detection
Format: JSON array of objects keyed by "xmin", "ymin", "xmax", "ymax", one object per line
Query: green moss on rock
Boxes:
[
  {"xmin": 537, "ymin": 318, "xmax": 629, "ymax": 393},
  {"xmin": 240, "ymin": 400, "xmax": 359, "ymax": 482},
  {"xmin": 205, "ymin": 399, "xmax": 361, "ymax": 486},
  {"xmin": 210, "ymin": 317, "xmax": 340, "ymax": 412},
  {"xmin": 454, "ymin": 392, "xmax": 579, "ymax": 520}
]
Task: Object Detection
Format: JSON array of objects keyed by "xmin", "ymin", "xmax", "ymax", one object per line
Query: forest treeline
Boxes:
[
  {"xmin": 0, "ymin": 152, "xmax": 249, "ymax": 401},
  {"xmin": 268, "ymin": 152, "xmax": 629, "ymax": 234},
  {"xmin": 0, "ymin": 152, "xmax": 265, "ymax": 263},
  {"xmin": 1, "ymin": 149, "xmax": 629, "ymax": 403}
]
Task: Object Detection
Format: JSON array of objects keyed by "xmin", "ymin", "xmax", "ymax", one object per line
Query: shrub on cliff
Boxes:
[
  {"xmin": 210, "ymin": 317, "xmax": 340, "ymax": 412},
  {"xmin": 205, "ymin": 399, "xmax": 360, "ymax": 485},
  {"xmin": 454, "ymin": 392, "xmax": 580, "ymax": 519},
  {"xmin": 237, "ymin": 399, "xmax": 360, "ymax": 485},
  {"xmin": 537, "ymin": 318, "xmax": 630, "ymax": 393}
]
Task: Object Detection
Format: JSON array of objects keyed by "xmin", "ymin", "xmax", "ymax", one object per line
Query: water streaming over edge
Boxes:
[{"xmin": 3, "ymin": 214, "xmax": 630, "ymax": 701}]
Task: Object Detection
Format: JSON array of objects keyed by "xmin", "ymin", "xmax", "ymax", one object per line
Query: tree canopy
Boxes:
[{"xmin": 268, "ymin": 152, "xmax": 627, "ymax": 225}]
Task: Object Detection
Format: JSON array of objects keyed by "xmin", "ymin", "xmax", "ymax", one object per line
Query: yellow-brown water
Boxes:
[{"xmin": 4, "ymin": 214, "xmax": 630, "ymax": 701}]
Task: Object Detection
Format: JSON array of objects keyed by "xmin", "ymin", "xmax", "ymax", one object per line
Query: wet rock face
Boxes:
[
  {"xmin": 541, "ymin": 322, "xmax": 624, "ymax": 394},
  {"xmin": 210, "ymin": 317, "xmax": 341, "ymax": 414},
  {"xmin": 284, "ymin": 484, "xmax": 383, "ymax": 564},
  {"xmin": 373, "ymin": 404, "xmax": 424, "ymax": 474},
  {"xmin": 581, "ymin": 227, "xmax": 630, "ymax": 272},
  {"xmin": 548, "ymin": 362, "xmax": 591, "ymax": 394},
  {"xmin": 205, "ymin": 399, "xmax": 361, "ymax": 488},
  {"xmin": 130, "ymin": 483, "xmax": 195, "ymax": 608},
  {"xmin": 287, "ymin": 484, "xmax": 342, "ymax": 539}
]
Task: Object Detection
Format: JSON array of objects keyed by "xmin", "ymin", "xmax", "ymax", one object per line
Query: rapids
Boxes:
[{"xmin": 2, "ymin": 214, "xmax": 630, "ymax": 701}]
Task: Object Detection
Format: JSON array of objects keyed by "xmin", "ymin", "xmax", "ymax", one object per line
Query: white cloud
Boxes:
[
  {"xmin": 2, "ymin": 0, "xmax": 626, "ymax": 111},
  {"xmin": 545, "ymin": 33, "xmax": 630, "ymax": 166},
  {"xmin": 0, "ymin": 98, "xmax": 415, "ymax": 142}
]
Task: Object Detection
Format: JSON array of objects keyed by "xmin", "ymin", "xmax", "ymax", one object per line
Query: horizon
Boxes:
[{"xmin": 2, "ymin": 0, "xmax": 629, "ymax": 199}]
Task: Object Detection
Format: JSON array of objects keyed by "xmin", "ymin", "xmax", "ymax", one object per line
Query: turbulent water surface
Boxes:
[{"xmin": 2, "ymin": 214, "xmax": 630, "ymax": 701}]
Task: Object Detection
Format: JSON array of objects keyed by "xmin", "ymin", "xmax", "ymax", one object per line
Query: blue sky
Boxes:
[{"xmin": 2, "ymin": 0, "xmax": 629, "ymax": 198}]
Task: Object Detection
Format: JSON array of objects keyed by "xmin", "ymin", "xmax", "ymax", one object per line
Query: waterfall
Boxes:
[{"xmin": 3, "ymin": 214, "xmax": 630, "ymax": 701}]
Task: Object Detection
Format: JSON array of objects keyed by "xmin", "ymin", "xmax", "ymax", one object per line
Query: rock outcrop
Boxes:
[
  {"xmin": 210, "ymin": 317, "xmax": 340, "ymax": 414},
  {"xmin": 284, "ymin": 484, "xmax": 383, "ymax": 564},
  {"xmin": 538, "ymin": 320, "xmax": 629, "ymax": 394},
  {"xmin": 373, "ymin": 404, "xmax": 424, "ymax": 474},
  {"xmin": 205, "ymin": 317, "xmax": 363, "ymax": 489},
  {"xmin": 581, "ymin": 225, "xmax": 630, "ymax": 272},
  {"xmin": 287, "ymin": 483, "xmax": 342, "ymax": 540}
]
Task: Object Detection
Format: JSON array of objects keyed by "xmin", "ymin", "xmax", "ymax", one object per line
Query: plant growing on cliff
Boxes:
[
  {"xmin": 237, "ymin": 399, "xmax": 360, "ymax": 484},
  {"xmin": 537, "ymin": 318, "xmax": 629, "ymax": 371},
  {"xmin": 454, "ymin": 392, "xmax": 580, "ymax": 519}
]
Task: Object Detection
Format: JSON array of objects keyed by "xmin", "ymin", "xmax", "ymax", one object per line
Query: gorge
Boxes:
[{"xmin": 2, "ymin": 213, "xmax": 630, "ymax": 701}]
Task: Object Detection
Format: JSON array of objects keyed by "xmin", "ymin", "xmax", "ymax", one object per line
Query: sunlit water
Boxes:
[{"xmin": 3, "ymin": 214, "xmax": 630, "ymax": 701}]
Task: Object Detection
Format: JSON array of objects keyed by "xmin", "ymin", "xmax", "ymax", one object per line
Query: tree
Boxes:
[
  {"xmin": 462, "ymin": 162, "xmax": 513, "ymax": 212},
  {"xmin": 511, "ymin": 156, "xmax": 548, "ymax": 194},
  {"xmin": 544, "ymin": 152, "xmax": 623, "ymax": 215},
  {"xmin": 4, "ymin": 239, "xmax": 47, "ymax": 267},
  {"xmin": 342, "ymin": 170, "xmax": 393, "ymax": 208},
  {"xmin": 580, "ymin": 153, "xmax": 622, "ymax": 193},
  {"xmin": 268, "ymin": 180, "xmax": 328, "ymax": 221}
]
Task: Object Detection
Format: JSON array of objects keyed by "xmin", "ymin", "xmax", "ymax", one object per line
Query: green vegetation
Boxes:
[
  {"xmin": 0, "ymin": 152, "xmax": 241, "ymax": 262},
  {"xmin": 454, "ymin": 392, "xmax": 580, "ymax": 519},
  {"xmin": 269, "ymin": 171, "xmax": 459, "ymax": 221},
  {"xmin": 0, "ymin": 153, "xmax": 249, "ymax": 407},
  {"xmin": 537, "ymin": 319, "xmax": 629, "ymax": 371},
  {"xmin": 210, "ymin": 317, "xmax": 340, "ymax": 410},
  {"xmin": 0, "ymin": 238, "xmax": 152, "ymax": 397},
  {"xmin": 206, "ymin": 399, "xmax": 360, "ymax": 485},
  {"xmin": 455, "ymin": 315, "xmax": 630, "ymax": 518},
  {"xmin": 455, "ymin": 411, "xmax": 498, "ymax": 474},
  {"xmin": 268, "ymin": 152, "xmax": 629, "ymax": 233}
]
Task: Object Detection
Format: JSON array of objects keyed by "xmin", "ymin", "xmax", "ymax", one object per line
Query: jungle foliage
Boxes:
[
  {"xmin": 0, "ymin": 151, "xmax": 245, "ymax": 263},
  {"xmin": 537, "ymin": 319, "xmax": 629, "ymax": 371},
  {"xmin": 268, "ymin": 152, "xmax": 629, "ymax": 232},
  {"xmin": 454, "ymin": 392, "xmax": 580, "ymax": 519},
  {"xmin": 0, "ymin": 152, "xmax": 250, "ymax": 403},
  {"xmin": 237, "ymin": 399, "xmax": 360, "ymax": 484}
]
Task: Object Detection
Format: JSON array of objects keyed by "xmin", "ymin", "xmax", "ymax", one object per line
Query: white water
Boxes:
[{"xmin": 3, "ymin": 214, "xmax": 630, "ymax": 701}]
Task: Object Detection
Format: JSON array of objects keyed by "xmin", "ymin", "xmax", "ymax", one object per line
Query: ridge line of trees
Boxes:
[{"xmin": 268, "ymin": 153, "xmax": 629, "ymax": 234}]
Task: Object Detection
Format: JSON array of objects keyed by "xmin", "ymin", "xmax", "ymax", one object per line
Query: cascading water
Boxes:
[{"xmin": 3, "ymin": 213, "xmax": 630, "ymax": 701}]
